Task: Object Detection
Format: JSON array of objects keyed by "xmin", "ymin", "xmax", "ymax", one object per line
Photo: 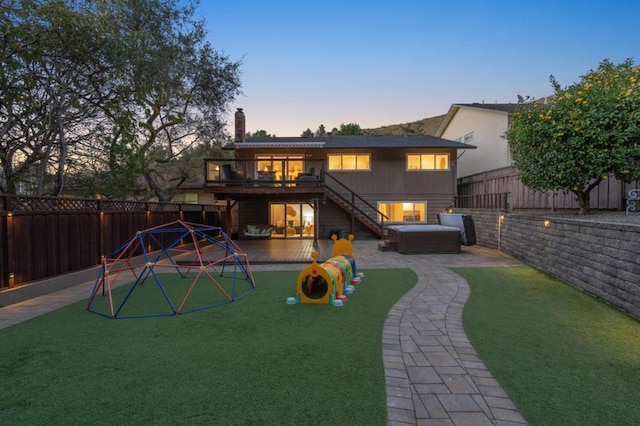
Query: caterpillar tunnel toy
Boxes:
[{"xmin": 287, "ymin": 234, "xmax": 363, "ymax": 307}]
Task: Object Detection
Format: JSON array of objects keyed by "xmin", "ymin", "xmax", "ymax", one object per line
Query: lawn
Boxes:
[
  {"xmin": 455, "ymin": 266, "xmax": 640, "ymax": 425},
  {"xmin": 0, "ymin": 268, "xmax": 417, "ymax": 425}
]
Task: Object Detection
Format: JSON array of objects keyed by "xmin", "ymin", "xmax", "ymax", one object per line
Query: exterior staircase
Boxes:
[{"xmin": 323, "ymin": 172, "xmax": 387, "ymax": 238}]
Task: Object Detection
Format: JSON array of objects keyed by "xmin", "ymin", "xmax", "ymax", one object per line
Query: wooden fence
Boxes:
[
  {"xmin": 456, "ymin": 166, "xmax": 640, "ymax": 210},
  {"xmin": 0, "ymin": 195, "xmax": 226, "ymax": 290}
]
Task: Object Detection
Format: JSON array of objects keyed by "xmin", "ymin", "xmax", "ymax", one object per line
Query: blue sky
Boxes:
[{"xmin": 195, "ymin": 0, "xmax": 639, "ymax": 137}]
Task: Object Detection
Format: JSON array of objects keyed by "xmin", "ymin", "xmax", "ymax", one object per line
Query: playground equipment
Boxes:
[
  {"xmin": 331, "ymin": 234, "xmax": 362, "ymax": 285},
  {"xmin": 288, "ymin": 234, "xmax": 363, "ymax": 307},
  {"xmin": 87, "ymin": 220, "xmax": 255, "ymax": 319}
]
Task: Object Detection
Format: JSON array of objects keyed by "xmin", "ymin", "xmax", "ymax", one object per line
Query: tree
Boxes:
[
  {"xmin": 336, "ymin": 122, "xmax": 363, "ymax": 135},
  {"xmin": 247, "ymin": 129, "xmax": 273, "ymax": 138},
  {"xmin": 315, "ymin": 124, "xmax": 326, "ymax": 137},
  {"xmin": 94, "ymin": 0, "xmax": 241, "ymax": 201},
  {"xmin": 505, "ymin": 59, "xmax": 640, "ymax": 214},
  {"xmin": 0, "ymin": 0, "xmax": 109, "ymax": 195},
  {"xmin": 300, "ymin": 128, "xmax": 313, "ymax": 137},
  {"xmin": 0, "ymin": 0, "xmax": 241, "ymax": 201}
]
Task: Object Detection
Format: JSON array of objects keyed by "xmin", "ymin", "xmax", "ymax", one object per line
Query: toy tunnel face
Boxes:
[
  {"xmin": 297, "ymin": 267, "xmax": 334, "ymax": 304},
  {"xmin": 301, "ymin": 275, "xmax": 328, "ymax": 299},
  {"xmin": 295, "ymin": 252, "xmax": 356, "ymax": 305}
]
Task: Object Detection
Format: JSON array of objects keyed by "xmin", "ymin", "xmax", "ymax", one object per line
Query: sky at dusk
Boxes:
[{"xmin": 194, "ymin": 0, "xmax": 640, "ymax": 137}]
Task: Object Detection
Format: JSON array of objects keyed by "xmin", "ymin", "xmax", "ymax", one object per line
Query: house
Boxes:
[
  {"xmin": 436, "ymin": 101, "xmax": 634, "ymax": 210},
  {"xmin": 202, "ymin": 109, "xmax": 475, "ymax": 241},
  {"xmin": 435, "ymin": 103, "xmax": 520, "ymax": 178}
]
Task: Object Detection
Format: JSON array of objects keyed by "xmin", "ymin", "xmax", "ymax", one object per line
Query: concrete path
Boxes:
[{"xmin": 0, "ymin": 242, "xmax": 526, "ymax": 425}]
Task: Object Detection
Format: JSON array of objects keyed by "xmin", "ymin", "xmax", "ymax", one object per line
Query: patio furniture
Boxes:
[
  {"xmin": 243, "ymin": 224, "xmax": 273, "ymax": 239},
  {"xmin": 296, "ymin": 173, "xmax": 320, "ymax": 187},
  {"xmin": 220, "ymin": 164, "xmax": 246, "ymax": 185}
]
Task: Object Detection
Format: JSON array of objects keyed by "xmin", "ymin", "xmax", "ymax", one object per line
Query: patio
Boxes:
[{"xmin": 234, "ymin": 238, "xmax": 334, "ymax": 264}]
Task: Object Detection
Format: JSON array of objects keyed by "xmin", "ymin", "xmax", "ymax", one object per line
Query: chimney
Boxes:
[{"xmin": 234, "ymin": 108, "xmax": 245, "ymax": 142}]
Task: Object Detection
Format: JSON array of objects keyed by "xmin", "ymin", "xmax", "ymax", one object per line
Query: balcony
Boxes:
[{"xmin": 203, "ymin": 158, "xmax": 326, "ymax": 199}]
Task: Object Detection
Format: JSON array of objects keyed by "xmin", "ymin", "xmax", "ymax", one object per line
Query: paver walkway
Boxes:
[{"xmin": 0, "ymin": 241, "xmax": 526, "ymax": 425}]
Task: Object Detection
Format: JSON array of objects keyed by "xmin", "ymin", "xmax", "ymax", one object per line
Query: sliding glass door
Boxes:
[
  {"xmin": 256, "ymin": 155, "xmax": 304, "ymax": 183},
  {"xmin": 269, "ymin": 202, "xmax": 314, "ymax": 239}
]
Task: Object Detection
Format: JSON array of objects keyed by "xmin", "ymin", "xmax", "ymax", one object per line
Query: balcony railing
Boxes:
[{"xmin": 204, "ymin": 158, "xmax": 325, "ymax": 188}]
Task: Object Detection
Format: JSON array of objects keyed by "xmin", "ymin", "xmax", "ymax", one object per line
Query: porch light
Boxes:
[{"xmin": 543, "ymin": 220, "xmax": 551, "ymax": 228}]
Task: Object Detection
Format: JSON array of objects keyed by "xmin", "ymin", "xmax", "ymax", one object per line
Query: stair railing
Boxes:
[{"xmin": 323, "ymin": 171, "xmax": 388, "ymax": 237}]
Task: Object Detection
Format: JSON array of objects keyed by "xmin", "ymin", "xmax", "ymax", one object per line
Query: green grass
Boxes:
[
  {"xmin": 454, "ymin": 266, "xmax": 640, "ymax": 425},
  {"xmin": 0, "ymin": 268, "xmax": 417, "ymax": 425}
]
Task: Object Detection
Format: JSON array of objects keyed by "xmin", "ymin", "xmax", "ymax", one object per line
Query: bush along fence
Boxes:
[
  {"xmin": 455, "ymin": 208, "xmax": 640, "ymax": 320},
  {"xmin": 0, "ymin": 195, "xmax": 226, "ymax": 291}
]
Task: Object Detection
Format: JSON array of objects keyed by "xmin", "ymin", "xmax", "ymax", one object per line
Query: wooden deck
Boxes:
[{"xmin": 232, "ymin": 239, "xmax": 334, "ymax": 264}]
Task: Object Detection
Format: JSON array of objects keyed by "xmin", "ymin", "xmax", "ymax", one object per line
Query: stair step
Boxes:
[{"xmin": 378, "ymin": 240, "xmax": 397, "ymax": 252}]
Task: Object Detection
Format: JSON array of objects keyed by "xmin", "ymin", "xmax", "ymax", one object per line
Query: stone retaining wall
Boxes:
[{"xmin": 455, "ymin": 208, "xmax": 640, "ymax": 319}]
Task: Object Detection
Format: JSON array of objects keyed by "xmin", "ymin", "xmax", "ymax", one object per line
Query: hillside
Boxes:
[{"xmin": 362, "ymin": 114, "xmax": 446, "ymax": 136}]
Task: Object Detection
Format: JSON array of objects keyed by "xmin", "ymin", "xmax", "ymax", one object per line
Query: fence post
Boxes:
[
  {"xmin": 0, "ymin": 214, "xmax": 7, "ymax": 289},
  {"xmin": 6, "ymin": 210, "xmax": 15, "ymax": 288},
  {"xmin": 99, "ymin": 199, "xmax": 105, "ymax": 261}
]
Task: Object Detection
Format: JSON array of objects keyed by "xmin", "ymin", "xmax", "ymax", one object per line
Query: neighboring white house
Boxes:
[
  {"xmin": 436, "ymin": 100, "xmax": 632, "ymax": 210},
  {"xmin": 435, "ymin": 103, "xmax": 519, "ymax": 178}
]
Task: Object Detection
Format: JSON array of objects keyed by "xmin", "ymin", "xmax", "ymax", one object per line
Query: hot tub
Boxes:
[{"xmin": 387, "ymin": 225, "xmax": 461, "ymax": 254}]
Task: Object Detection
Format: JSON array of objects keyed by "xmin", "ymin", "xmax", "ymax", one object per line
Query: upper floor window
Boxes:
[
  {"xmin": 407, "ymin": 154, "xmax": 449, "ymax": 170},
  {"xmin": 463, "ymin": 132, "xmax": 475, "ymax": 144},
  {"xmin": 328, "ymin": 154, "xmax": 370, "ymax": 171},
  {"xmin": 256, "ymin": 155, "xmax": 303, "ymax": 180}
]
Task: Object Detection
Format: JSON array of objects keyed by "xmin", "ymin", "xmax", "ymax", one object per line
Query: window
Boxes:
[
  {"xmin": 269, "ymin": 203, "xmax": 314, "ymax": 239},
  {"xmin": 463, "ymin": 132, "xmax": 475, "ymax": 144},
  {"xmin": 406, "ymin": 154, "xmax": 449, "ymax": 170},
  {"xmin": 378, "ymin": 202, "xmax": 426, "ymax": 223},
  {"xmin": 206, "ymin": 162, "xmax": 220, "ymax": 180},
  {"xmin": 327, "ymin": 154, "xmax": 370, "ymax": 171},
  {"xmin": 256, "ymin": 155, "xmax": 304, "ymax": 181},
  {"xmin": 172, "ymin": 193, "xmax": 198, "ymax": 204}
]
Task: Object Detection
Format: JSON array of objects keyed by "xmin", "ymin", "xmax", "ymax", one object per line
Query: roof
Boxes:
[
  {"xmin": 453, "ymin": 103, "xmax": 521, "ymax": 113},
  {"xmin": 224, "ymin": 134, "xmax": 476, "ymax": 150}
]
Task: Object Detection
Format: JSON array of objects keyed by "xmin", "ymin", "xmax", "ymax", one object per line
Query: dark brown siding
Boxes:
[
  {"xmin": 318, "ymin": 202, "xmax": 378, "ymax": 240},
  {"xmin": 239, "ymin": 199, "xmax": 270, "ymax": 231},
  {"xmin": 236, "ymin": 147, "xmax": 458, "ymax": 223},
  {"xmin": 326, "ymin": 148, "xmax": 455, "ymax": 197}
]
